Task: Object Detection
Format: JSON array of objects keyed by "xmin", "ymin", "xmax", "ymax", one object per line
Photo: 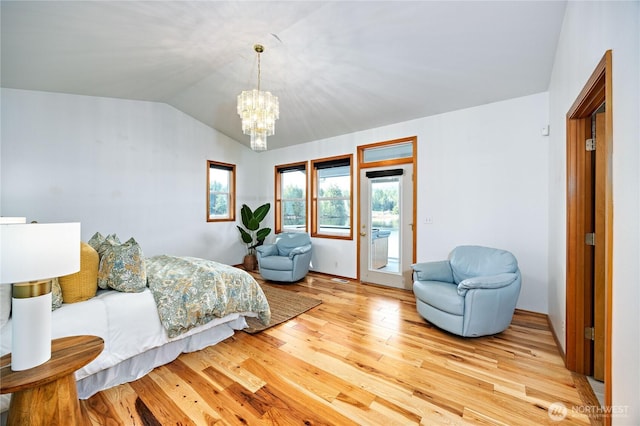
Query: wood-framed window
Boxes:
[
  {"xmin": 207, "ymin": 160, "xmax": 235, "ymax": 222},
  {"xmin": 275, "ymin": 162, "xmax": 308, "ymax": 233},
  {"xmin": 311, "ymin": 154, "xmax": 353, "ymax": 239}
]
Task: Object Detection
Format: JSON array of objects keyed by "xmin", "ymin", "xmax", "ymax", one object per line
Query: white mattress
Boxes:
[{"xmin": 0, "ymin": 288, "xmax": 255, "ymax": 411}]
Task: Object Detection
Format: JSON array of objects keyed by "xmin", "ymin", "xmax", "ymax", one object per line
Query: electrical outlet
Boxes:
[{"xmin": 425, "ymin": 217, "xmax": 433, "ymax": 224}]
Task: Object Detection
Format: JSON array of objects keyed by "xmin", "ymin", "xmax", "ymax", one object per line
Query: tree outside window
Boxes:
[
  {"xmin": 371, "ymin": 182, "xmax": 400, "ymax": 228},
  {"xmin": 283, "ymin": 184, "xmax": 305, "ymax": 228}
]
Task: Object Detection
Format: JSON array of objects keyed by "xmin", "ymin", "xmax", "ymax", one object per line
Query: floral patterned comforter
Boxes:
[{"xmin": 146, "ymin": 255, "xmax": 271, "ymax": 338}]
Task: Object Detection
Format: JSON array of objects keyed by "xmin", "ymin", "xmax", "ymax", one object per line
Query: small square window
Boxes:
[{"xmin": 207, "ymin": 161, "xmax": 235, "ymax": 222}]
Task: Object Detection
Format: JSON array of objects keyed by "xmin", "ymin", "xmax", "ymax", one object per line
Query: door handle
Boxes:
[{"xmin": 360, "ymin": 232, "xmax": 366, "ymax": 237}]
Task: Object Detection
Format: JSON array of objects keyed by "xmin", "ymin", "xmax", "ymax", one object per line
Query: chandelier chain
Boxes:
[{"xmin": 257, "ymin": 49, "xmax": 261, "ymax": 92}]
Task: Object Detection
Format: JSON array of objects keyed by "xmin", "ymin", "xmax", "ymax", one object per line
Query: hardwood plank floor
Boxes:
[{"xmin": 82, "ymin": 272, "xmax": 600, "ymax": 425}]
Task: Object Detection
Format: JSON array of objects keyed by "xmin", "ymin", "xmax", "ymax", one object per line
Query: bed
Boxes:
[{"xmin": 0, "ymin": 252, "xmax": 270, "ymax": 413}]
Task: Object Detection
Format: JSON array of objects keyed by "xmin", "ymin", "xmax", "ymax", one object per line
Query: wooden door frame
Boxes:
[
  {"xmin": 565, "ymin": 50, "xmax": 613, "ymax": 417},
  {"xmin": 356, "ymin": 136, "xmax": 417, "ymax": 282}
]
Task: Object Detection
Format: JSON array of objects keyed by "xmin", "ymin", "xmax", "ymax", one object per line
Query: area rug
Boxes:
[{"xmin": 243, "ymin": 284, "xmax": 322, "ymax": 334}]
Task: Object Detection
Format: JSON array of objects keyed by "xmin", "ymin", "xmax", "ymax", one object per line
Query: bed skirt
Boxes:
[{"xmin": 76, "ymin": 314, "xmax": 247, "ymax": 399}]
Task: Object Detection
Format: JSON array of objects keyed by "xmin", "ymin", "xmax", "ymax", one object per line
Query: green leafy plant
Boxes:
[{"xmin": 236, "ymin": 203, "xmax": 271, "ymax": 255}]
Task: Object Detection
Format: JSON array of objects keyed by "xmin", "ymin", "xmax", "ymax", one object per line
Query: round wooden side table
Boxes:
[{"xmin": 0, "ymin": 335, "xmax": 104, "ymax": 426}]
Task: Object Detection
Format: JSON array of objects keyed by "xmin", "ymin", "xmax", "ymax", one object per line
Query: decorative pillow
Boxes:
[
  {"xmin": 88, "ymin": 232, "xmax": 121, "ymax": 254},
  {"xmin": 51, "ymin": 278, "xmax": 63, "ymax": 310},
  {"xmin": 87, "ymin": 231, "xmax": 106, "ymax": 252},
  {"xmin": 58, "ymin": 242, "xmax": 99, "ymax": 302},
  {"xmin": 89, "ymin": 233, "xmax": 122, "ymax": 289},
  {"xmin": 0, "ymin": 285, "xmax": 11, "ymax": 328},
  {"xmin": 97, "ymin": 237, "xmax": 147, "ymax": 293}
]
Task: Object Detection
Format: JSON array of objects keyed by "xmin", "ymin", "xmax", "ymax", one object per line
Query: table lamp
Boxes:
[{"xmin": 0, "ymin": 219, "xmax": 80, "ymax": 371}]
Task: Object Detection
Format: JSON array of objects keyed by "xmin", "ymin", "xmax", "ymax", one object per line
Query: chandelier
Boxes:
[{"xmin": 237, "ymin": 44, "xmax": 279, "ymax": 151}]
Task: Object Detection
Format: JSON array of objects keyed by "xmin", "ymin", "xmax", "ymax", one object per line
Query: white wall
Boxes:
[
  {"xmin": 0, "ymin": 88, "xmax": 259, "ymax": 266},
  {"xmin": 412, "ymin": 93, "xmax": 549, "ymax": 315},
  {"xmin": 1, "ymin": 90, "xmax": 550, "ymax": 315},
  {"xmin": 257, "ymin": 92, "xmax": 550, "ymax": 313},
  {"xmin": 547, "ymin": 2, "xmax": 640, "ymax": 424}
]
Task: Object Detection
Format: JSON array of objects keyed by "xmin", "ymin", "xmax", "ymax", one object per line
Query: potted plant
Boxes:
[{"xmin": 237, "ymin": 203, "xmax": 271, "ymax": 270}]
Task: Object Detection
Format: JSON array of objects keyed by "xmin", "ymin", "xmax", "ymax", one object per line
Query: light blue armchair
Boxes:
[
  {"xmin": 256, "ymin": 233, "xmax": 312, "ymax": 282},
  {"xmin": 411, "ymin": 245, "xmax": 521, "ymax": 337}
]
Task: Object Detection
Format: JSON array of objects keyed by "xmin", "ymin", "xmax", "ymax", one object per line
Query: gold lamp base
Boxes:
[{"xmin": 12, "ymin": 279, "xmax": 52, "ymax": 299}]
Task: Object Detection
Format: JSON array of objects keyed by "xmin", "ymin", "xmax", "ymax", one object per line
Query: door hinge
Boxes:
[
  {"xmin": 585, "ymin": 232, "xmax": 595, "ymax": 246},
  {"xmin": 584, "ymin": 326, "xmax": 595, "ymax": 341},
  {"xmin": 586, "ymin": 138, "xmax": 596, "ymax": 151}
]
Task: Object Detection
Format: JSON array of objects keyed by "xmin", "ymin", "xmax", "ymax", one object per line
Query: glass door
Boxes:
[{"xmin": 359, "ymin": 164, "xmax": 413, "ymax": 289}]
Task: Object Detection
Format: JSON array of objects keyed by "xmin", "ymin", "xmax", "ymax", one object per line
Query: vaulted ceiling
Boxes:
[{"xmin": 1, "ymin": 1, "xmax": 566, "ymax": 150}]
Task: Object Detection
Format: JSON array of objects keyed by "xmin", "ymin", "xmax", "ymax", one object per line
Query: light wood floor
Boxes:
[{"xmin": 82, "ymin": 272, "xmax": 600, "ymax": 425}]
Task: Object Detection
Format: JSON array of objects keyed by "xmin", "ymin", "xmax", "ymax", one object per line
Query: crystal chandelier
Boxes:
[{"xmin": 237, "ymin": 44, "xmax": 279, "ymax": 151}]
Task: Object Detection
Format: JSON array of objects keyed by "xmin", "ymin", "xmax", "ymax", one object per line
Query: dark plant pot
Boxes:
[{"xmin": 243, "ymin": 254, "xmax": 258, "ymax": 271}]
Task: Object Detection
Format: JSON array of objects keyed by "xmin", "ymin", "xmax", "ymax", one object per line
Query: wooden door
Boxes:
[{"xmin": 565, "ymin": 50, "xmax": 612, "ymax": 419}]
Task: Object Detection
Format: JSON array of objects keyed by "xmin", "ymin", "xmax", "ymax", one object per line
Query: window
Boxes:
[
  {"xmin": 207, "ymin": 161, "xmax": 235, "ymax": 222},
  {"xmin": 275, "ymin": 162, "xmax": 307, "ymax": 233},
  {"xmin": 361, "ymin": 140, "xmax": 413, "ymax": 164},
  {"xmin": 311, "ymin": 154, "xmax": 353, "ymax": 239}
]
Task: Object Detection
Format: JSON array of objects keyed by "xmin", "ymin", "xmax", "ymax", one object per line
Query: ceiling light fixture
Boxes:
[{"xmin": 237, "ymin": 44, "xmax": 279, "ymax": 152}]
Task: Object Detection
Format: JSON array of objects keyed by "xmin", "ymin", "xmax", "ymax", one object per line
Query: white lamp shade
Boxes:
[{"xmin": 0, "ymin": 222, "xmax": 81, "ymax": 284}]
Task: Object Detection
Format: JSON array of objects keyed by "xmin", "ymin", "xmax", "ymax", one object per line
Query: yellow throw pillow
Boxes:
[{"xmin": 58, "ymin": 242, "xmax": 99, "ymax": 303}]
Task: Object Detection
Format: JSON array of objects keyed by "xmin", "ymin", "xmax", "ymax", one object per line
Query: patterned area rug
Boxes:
[{"xmin": 243, "ymin": 284, "xmax": 322, "ymax": 334}]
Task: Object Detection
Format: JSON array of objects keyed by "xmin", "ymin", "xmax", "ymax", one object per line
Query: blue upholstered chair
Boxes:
[
  {"xmin": 256, "ymin": 233, "xmax": 312, "ymax": 282},
  {"xmin": 411, "ymin": 245, "xmax": 521, "ymax": 337}
]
